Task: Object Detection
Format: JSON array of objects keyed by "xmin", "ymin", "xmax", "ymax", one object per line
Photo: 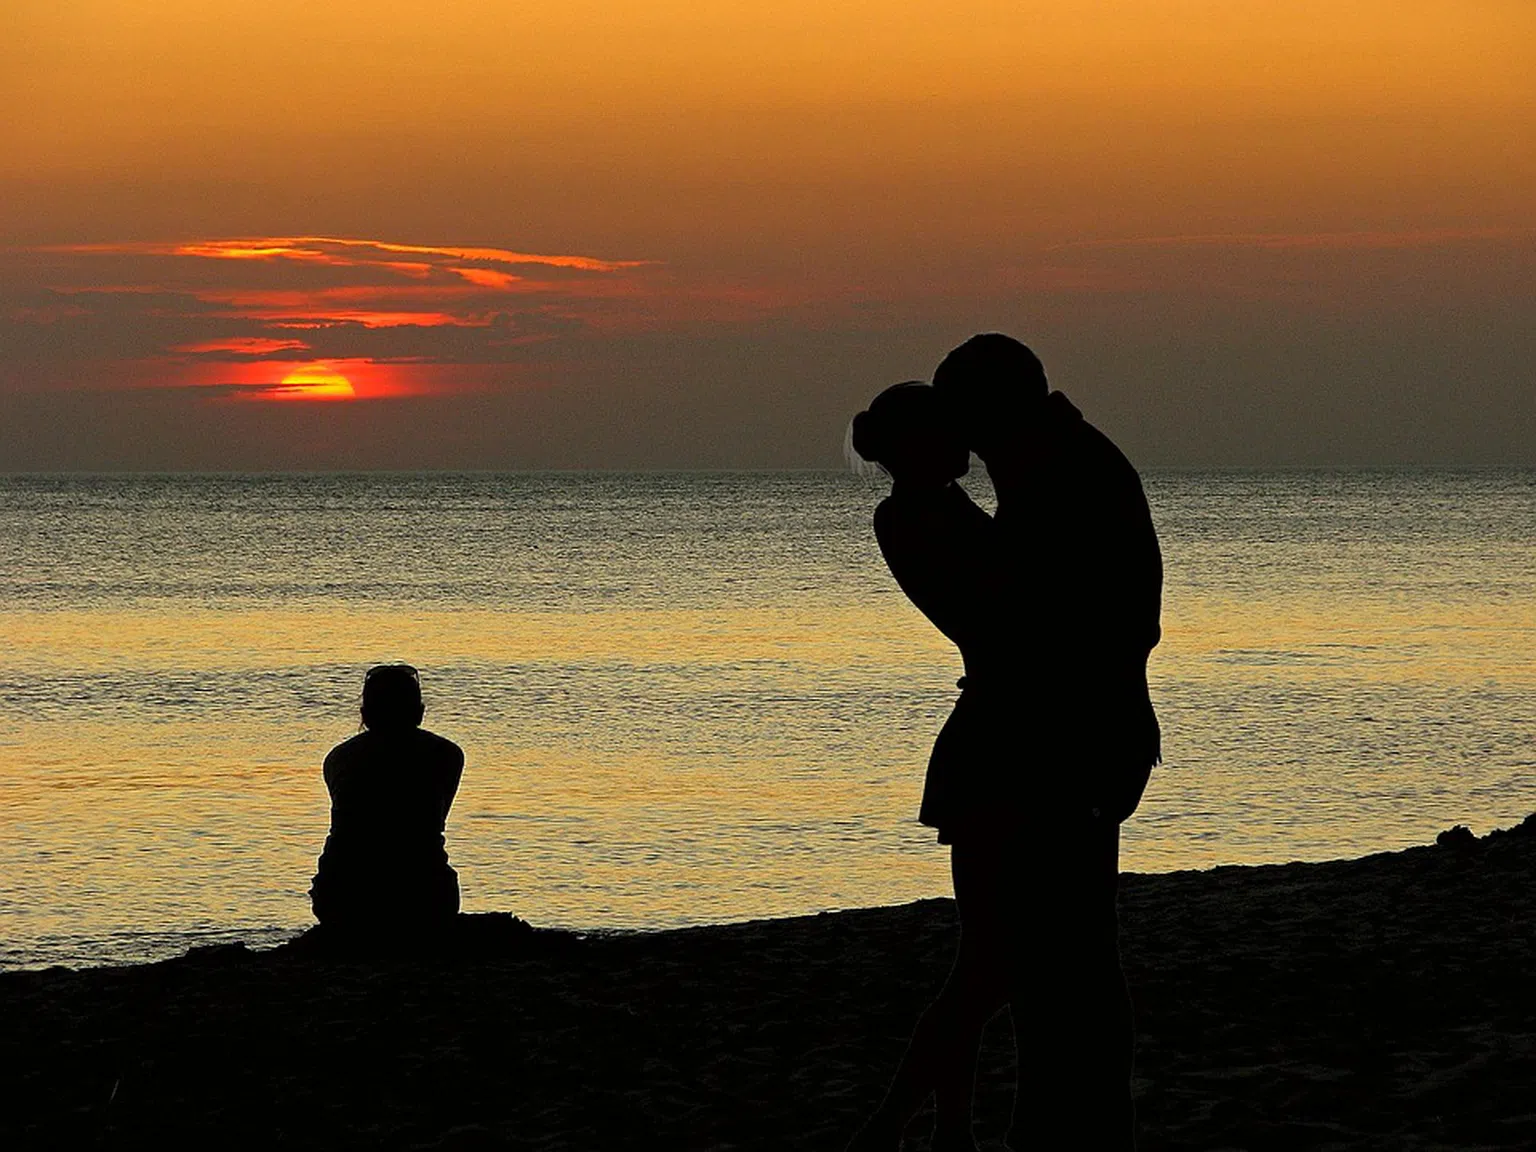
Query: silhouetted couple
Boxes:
[{"xmin": 848, "ymin": 335, "xmax": 1162, "ymax": 1151}]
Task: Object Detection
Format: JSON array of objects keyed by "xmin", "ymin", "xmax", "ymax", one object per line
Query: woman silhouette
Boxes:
[
  {"xmin": 847, "ymin": 382, "xmax": 1024, "ymax": 1152},
  {"xmin": 309, "ymin": 664, "xmax": 464, "ymax": 934}
]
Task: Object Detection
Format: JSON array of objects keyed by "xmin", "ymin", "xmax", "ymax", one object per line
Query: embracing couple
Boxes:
[{"xmin": 848, "ymin": 334, "xmax": 1163, "ymax": 1152}]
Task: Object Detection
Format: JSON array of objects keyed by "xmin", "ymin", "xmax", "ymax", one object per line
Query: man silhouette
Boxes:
[{"xmin": 932, "ymin": 334, "xmax": 1161, "ymax": 1150}]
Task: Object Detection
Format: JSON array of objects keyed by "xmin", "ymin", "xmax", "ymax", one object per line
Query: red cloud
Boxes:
[
  {"xmin": 452, "ymin": 267, "xmax": 523, "ymax": 290},
  {"xmin": 54, "ymin": 236, "xmax": 650, "ymax": 274},
  {"xmin": 26, "ymin": 235, "xmax": 661, "ymax": 400},
  {"xmin": 176, "ymin": 336, "xmax": 311, "ymax": 356}
]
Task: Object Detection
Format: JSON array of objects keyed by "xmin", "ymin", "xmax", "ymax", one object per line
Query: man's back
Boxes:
[
  {"xmin": 994, "ymin": 391, "xmax": 1162, "ymax": 809},
  {"xmin": 1002, "ymin": 392, "xmax": 1162, "ymax": 661}
]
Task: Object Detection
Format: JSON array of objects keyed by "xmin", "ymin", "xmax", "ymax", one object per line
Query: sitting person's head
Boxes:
[
  {"xmin": 850, "ymin": 381, "xmax": 969, "ymax": 489},
  {"xmin": 931, "ymin": 333, "xmax": 1048, "ymax": 461},
  {"xmin": 361, "ymin": 664, "xmax": 425, "ymax": 731}
]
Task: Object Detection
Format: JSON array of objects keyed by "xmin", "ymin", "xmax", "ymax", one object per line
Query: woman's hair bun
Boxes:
[
  {"xmin": 850, "ymin": 407, "xmax": 886, "ymax": 463},
  {"xmin": 850, "ymin": 381, "xmax": 943, "ymax": 466}
]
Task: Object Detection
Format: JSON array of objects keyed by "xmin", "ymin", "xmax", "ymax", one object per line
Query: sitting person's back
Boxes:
[{"xmin": 309, "ymin": 664, "xmax": 464, "ymax": 931}]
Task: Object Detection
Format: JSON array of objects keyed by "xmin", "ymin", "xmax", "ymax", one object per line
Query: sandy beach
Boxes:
[{"xmin": 4, "ymin": 817, "xmax": 1532, "ymax": 1150}]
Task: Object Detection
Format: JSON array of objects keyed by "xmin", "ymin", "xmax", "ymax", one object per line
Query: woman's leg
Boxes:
[
  {"xmin": 849, "ymin": 840, "xmax": 1012, "ymax": 1151},
  {"xmin": 931, "ymin": 840, "xmax": 1013, "ymax": 1146}
]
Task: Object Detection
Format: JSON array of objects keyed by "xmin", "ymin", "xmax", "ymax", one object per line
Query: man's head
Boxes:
[{"xmin": 932, "ymin": 334, "xmax": 1048, "ymax": 460}]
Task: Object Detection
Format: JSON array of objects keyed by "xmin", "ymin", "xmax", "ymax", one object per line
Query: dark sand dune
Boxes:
[{"xmin": 3, "ymin": 819, "xmax": 1533, "ymax": 1150}]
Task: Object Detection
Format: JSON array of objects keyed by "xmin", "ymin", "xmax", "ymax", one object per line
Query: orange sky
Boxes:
[{"xmin": 2, "ymin": 2, "xmax": 1533, "ymax": 465}]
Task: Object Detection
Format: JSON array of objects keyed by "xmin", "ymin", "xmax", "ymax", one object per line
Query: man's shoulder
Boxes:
[
  {"xmin": 1047, "ymin": 395, "xmax": 1143, "ymax": 491},
  {"xmin": 1048, "ymin": 392, "xmax": 1123, "ymax": 458}
]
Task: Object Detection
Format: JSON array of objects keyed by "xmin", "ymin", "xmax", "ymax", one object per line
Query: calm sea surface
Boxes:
[{"xmin": 2, "ymin": 470, "xmax": 1533, "ymax": 969}]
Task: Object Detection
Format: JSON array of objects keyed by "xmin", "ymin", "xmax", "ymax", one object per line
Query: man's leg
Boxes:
[{"xmin": 1008, "ymin": 816, "xmax": 1135, "ymax": 1151}]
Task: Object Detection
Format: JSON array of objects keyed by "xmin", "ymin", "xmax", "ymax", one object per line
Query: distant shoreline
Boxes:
[{"xmin": 3, "ymin": 464, "xmax": 1535, "ymax": 479}]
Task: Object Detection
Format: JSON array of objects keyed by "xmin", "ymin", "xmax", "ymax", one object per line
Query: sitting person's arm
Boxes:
[
  {"xmin": 426, "ymin": 734, "xmax": 465, "ymax": 825},
  {"xmin": 321, "ymin": 737, "xmax": 360, "ymax": 800}
]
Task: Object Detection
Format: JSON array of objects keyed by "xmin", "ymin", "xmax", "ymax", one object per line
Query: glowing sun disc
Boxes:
[{"xmin": 274, "ymin": 364, "xmax": 356, "ymax": 400}]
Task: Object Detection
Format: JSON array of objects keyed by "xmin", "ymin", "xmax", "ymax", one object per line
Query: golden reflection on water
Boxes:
[
  {"xmin": 6, "ymin": 582, "xmax": 1533, "ymax": 965},
  {"xmin": 10, "ymin": 590, "xmax": 1529, "ymax": 679},
  {"xmin": 2, "ymin": 602, "xmax": 961, "ymax": 960},
  {"xmin": 3, "ymin": 605, "xmax": 947, "ymax": 668},
  {"xmin": 3, "ymin": 471, "xmax": 1534, "ymax": 967}
]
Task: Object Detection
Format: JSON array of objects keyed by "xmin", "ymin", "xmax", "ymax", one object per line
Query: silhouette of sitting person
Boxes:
[{"xmin": 309, "ymin": 665, "xmax": 464, "ymax": 933}]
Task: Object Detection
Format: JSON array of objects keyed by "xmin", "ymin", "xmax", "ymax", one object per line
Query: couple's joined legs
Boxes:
[{"xmin": 851, "ymin": 820, "xmax": 1135, "ymax": 1152}]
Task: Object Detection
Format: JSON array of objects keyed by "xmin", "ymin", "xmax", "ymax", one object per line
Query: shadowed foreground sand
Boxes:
[{"xmin": 3, "ymin": 818, "xmax": 1533, "ymax": 1150}]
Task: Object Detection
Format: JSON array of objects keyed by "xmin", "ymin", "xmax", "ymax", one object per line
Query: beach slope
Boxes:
[{"xmin": 3, "ymin": 820, "xmax": 1533, "ymax": 1150}]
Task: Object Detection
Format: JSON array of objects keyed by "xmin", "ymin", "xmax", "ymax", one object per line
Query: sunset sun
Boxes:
[{"xmin": 273, "ymin": 363, "xmax": 355, "ymax": 400}]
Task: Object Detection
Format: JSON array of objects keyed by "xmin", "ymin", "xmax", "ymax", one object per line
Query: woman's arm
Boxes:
[{"xmin": 874, "ymin": 492, "xmax": 1002, "ymax": 648}]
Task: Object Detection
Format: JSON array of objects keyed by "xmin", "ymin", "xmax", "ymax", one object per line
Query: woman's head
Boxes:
[
  {"xmin": 850, "ymin": 381, "xmax": 969, "ymax": 486},
  {"xmin": 361, "ymin": 664, "xmax": 425, "ymax": 731}
]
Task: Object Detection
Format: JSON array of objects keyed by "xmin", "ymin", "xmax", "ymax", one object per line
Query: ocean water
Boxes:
[{"xmin": 1, "ymin": 470, "xmax": 1533, "ymax": 970}]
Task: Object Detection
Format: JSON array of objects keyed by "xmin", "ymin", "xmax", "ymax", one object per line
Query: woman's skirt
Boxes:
[
  {"xmin": 919, "ymin": 678, "xmax": 1158, "ymax": 843},
  {"xmin": 919, "ymin": 683, "xmax": 1023, "ymax": 844}
]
